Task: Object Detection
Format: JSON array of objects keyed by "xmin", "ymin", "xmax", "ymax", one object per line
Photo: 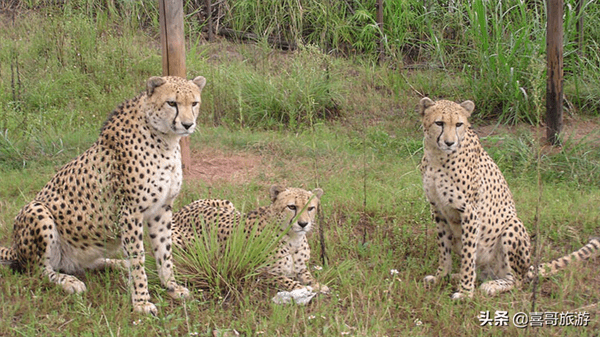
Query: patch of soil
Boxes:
[
  {"xmin": 474, "ymin": 116, "xmax": 600, "ymax": 157},
  {"xmin": 475, "ymin": 116, "xmax": 600, "ymax": 145},
  {"xmin": 184, "ymin": 149, "xmax": 263, "ymax": 184}
]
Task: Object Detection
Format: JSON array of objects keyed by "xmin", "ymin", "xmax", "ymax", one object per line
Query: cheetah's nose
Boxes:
[
  {"xmin": 181, "ymin": 122, "xmax": 194, "ymax": 130},
  {"xmin": 445, "ymin": 141, "xmax": 455, "ymax": 147},
  {"xmin": 298, "ymin": 221, "xmax": 309, "ymax": 228}
]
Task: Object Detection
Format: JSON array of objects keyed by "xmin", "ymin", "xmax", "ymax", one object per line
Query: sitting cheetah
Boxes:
[
  {"xmin": 0, "ymin": 76, "xmax": 207, "ymax": 315},
  {"xmin": 418, "ymin": 97, "xmax": 599, "ymax": 299},
  {"xmin": 171, "ymin": 186, "xmax": 329, "ymax": 293}
]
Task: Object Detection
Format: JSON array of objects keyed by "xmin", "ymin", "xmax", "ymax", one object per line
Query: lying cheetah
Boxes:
[
  {"xmin": 418, "ymin": 97, "xmax": 599, "ymax": 299},
  {"xmin": 171, "ymin": 186, "xmax": 329, "ymax": 293},
  {"xmin": 0, "ymin": 76, "xmax": 207, "ymax": 314}
]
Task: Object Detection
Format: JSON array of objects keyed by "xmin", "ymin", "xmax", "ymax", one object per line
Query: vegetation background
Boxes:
[{"xmin": 0, "ymin": 0, "xmax": 599, "ymax": 335}]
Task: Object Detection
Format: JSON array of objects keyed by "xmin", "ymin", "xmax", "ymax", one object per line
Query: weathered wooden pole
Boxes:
[
  {"xmin": 159, "ymin": 0, "xmax": 191, "ymax": 172},
  {"xmin": 206, "ymin": 0, "xmax": 214, "ymax": 42},
  {"xmin": 576, "ymin": 0, "xmax": 584, "ymax": 55},
  {"xmin": 546, "ymin": 0, "xmax": 563, "ymax": 145}
]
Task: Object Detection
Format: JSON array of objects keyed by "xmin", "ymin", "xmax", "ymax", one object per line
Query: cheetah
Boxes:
[
  {"xmin": 0, "ymin": 76, "xmax": 207, "ymax": 315},
  {"xmin": 171, "ymin": 186, "xmax": 329, "ymax": 293},
  {"xmin": 418, "ymin": 97, "xmax": 600, "ymax": 299}
]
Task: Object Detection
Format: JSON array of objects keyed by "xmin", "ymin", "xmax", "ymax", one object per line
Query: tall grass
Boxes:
[
  {"xmin": 463, "ymin": 0, "xmax": 545, "ymax": 123},
  {"xmin": 4, "ymin": 0, "xmax": 600, "ymax": 125},
  {"xmin": 187, "ymin": 43, "xmax": 343, "ymax": 130},
  {"xmin": 0, "ymin": 7, "xmax": 160, "ymax": 169},
  {"xmin": 224, "ymin": 0, "xmax": 305, "ymax": 47},
  {"xmin": 221, "ymin": 0, "xmax": 600, "ymax": 124}
]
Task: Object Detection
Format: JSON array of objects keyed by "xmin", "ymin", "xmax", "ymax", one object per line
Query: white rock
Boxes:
[{"xmin": 272, "ymin": 286, "xmax": 317, "ymax": 305}]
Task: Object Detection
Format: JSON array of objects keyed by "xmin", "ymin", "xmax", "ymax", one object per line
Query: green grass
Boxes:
[
  {"xmin": 1, "ymin": 3, "xmax": 600, "ymax": 336},
  {"xmin": 2, "ymin": 125, "xmax": 599, "ymax": 336}
]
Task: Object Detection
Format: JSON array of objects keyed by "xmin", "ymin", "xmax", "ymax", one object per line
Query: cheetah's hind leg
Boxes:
[
  {"xmin": 0, "ymin": 247, "xmax": 16, "ymax": 266},
  {"xmin": 479, "ymin": 272, "xmax": 517, "ymax": 296},
  {"xmin": 14, "ymin": 202, "xmax": 86, "ymax": 294},
  {"xmin": 101, "ymin": 258, "xmax": 130, "ymax": 269},
  {"xmin": 478, "ymin": 250, "xmax": 517, "ymax": 296},
  {"xmin": 21, "ymin": 203, "xmax": 88, "ymax": 294},
  {"xmin": 479, "ymin": 219, "xmax": 527, "ymax": 296}
]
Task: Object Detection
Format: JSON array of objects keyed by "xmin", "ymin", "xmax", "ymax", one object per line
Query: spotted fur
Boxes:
[
  {"xmin": 418, "ymin": 97, "xmax": 600, "ymax": 299},
  {"xmin": 171, "ymin": 186, "xmax": 329, "ymax": 293},
  {"xmin": 0, "ymin": 76, "xmax": 207, "ymax": 315}
]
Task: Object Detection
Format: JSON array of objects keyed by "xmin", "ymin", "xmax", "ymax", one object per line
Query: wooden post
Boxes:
[
  {"xmin": 576, "ymin": 0, "xmax": 584, "ymax": 55},
  {"xmin": 546, "ymin": 0, "xmax": 563, "ymax": 145},
  {"xmin": 159, "ymin": 0, "xmax": 191, "ymax": 172},
  {"xmin": 206, "ymin": 0, "xmax": 214, "ymax": 42}
]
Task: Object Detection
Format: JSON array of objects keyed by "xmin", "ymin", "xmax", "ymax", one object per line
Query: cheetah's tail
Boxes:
[
  {"xmin": 525, "ymin": 237, "xmax": 600, "ymax": 282},
  {"xmin": 0, "ymin": 246, "xmax": 16, "ymax": 266}
]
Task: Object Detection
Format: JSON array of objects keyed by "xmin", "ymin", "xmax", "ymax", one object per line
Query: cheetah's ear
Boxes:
[
  {"xmin": 460, "ymin": 100, "xmax": 475, "ymax": 117},
  {"xmin": 269, "ymin": 185, "xmax": 286, "ymax": 202},
  {"xmin": 147, "ymin": 76, "xmax": 166, "ymax": 97},
  {"xmin": 419, "ymin": 97, "xmax": 435, "ymax": 116},
  {"xmin": 192, "ymin": 76, "xmax": 207, "ymax": 91},
  {"xmin": 312, "ymin": 188, "xmax": 324, "ymax": 199}
]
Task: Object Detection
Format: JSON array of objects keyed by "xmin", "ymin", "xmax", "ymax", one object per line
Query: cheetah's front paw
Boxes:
[
  {"xmin": 313, "ymin": 283, "xmax": 330, "ymax": 294},
  {"xmin": 133, "ymin": 301, "xmax": 158, "ymax": 316},
  {"xmin": 480, "ymin": 283, "xmax": 499, "ymax": 296},
  {"xmin": 423, "ymin": 275, "xmax": 437, "ymax": 289},
  {"xmin": 167, "ymin": 284, "xmax": 190, "ymax": 300},
  {"xmin": 451, "ymin": 291, "xmax": 472, "ymax": 300},
  {"xmin": 103, "ymin": 258, "xmax": 129, "ymax": 269},
  {"xmin": 61, "ymin": 275, "xmax": 87, "ymax": 294}
]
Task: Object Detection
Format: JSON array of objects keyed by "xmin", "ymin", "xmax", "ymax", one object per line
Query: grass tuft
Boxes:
[{"xmin": 173, "ymin": 213, "xmax": 284, "ymax": 301}]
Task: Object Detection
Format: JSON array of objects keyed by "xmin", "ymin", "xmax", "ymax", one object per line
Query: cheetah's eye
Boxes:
[
  {"xmin": 434, "ymin": 121, "xmax": 444, "ymax": 127},
  {"xmin": 287, "ymin": 205, "xmax": 297, "ymax": 211},
  {"xmin": 456, "ymin": 122, "xmax": 463, "ymax": 127},
  {"xmin": 308, "ymin": 206, "xmax": 315, "ymax": 212},
  {"xmin": 167, "ymin": 101, "xmax": 177, "ymax": 107},
  {"xmin": 191, "ymin": 102, "xmax": 199, "ymax": 107}
]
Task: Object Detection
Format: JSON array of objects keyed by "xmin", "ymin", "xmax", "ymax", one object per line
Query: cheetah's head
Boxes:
[
  {"xmin": 145, "ymin": 76, "xmax": 207, "ymax": 137},
  {"xmin": 269, "ymin": 186, "xmax": 323, "ymax": 236},
  {"xmin": 419, "ymin": 97, "xmax": 474, "ymax": 154}
]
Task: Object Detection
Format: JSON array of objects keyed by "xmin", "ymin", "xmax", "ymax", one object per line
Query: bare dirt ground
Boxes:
[
  {"xmin": 185, "ymin": 148, "xmax": 264, "ymax": 184},
  {"xmin": 476, "ymin": 116, "xmax": 600, "ymax": 146},
  {"xmin": 184, "ymin": 116, "xmax": 600, "ymax": 185}
]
